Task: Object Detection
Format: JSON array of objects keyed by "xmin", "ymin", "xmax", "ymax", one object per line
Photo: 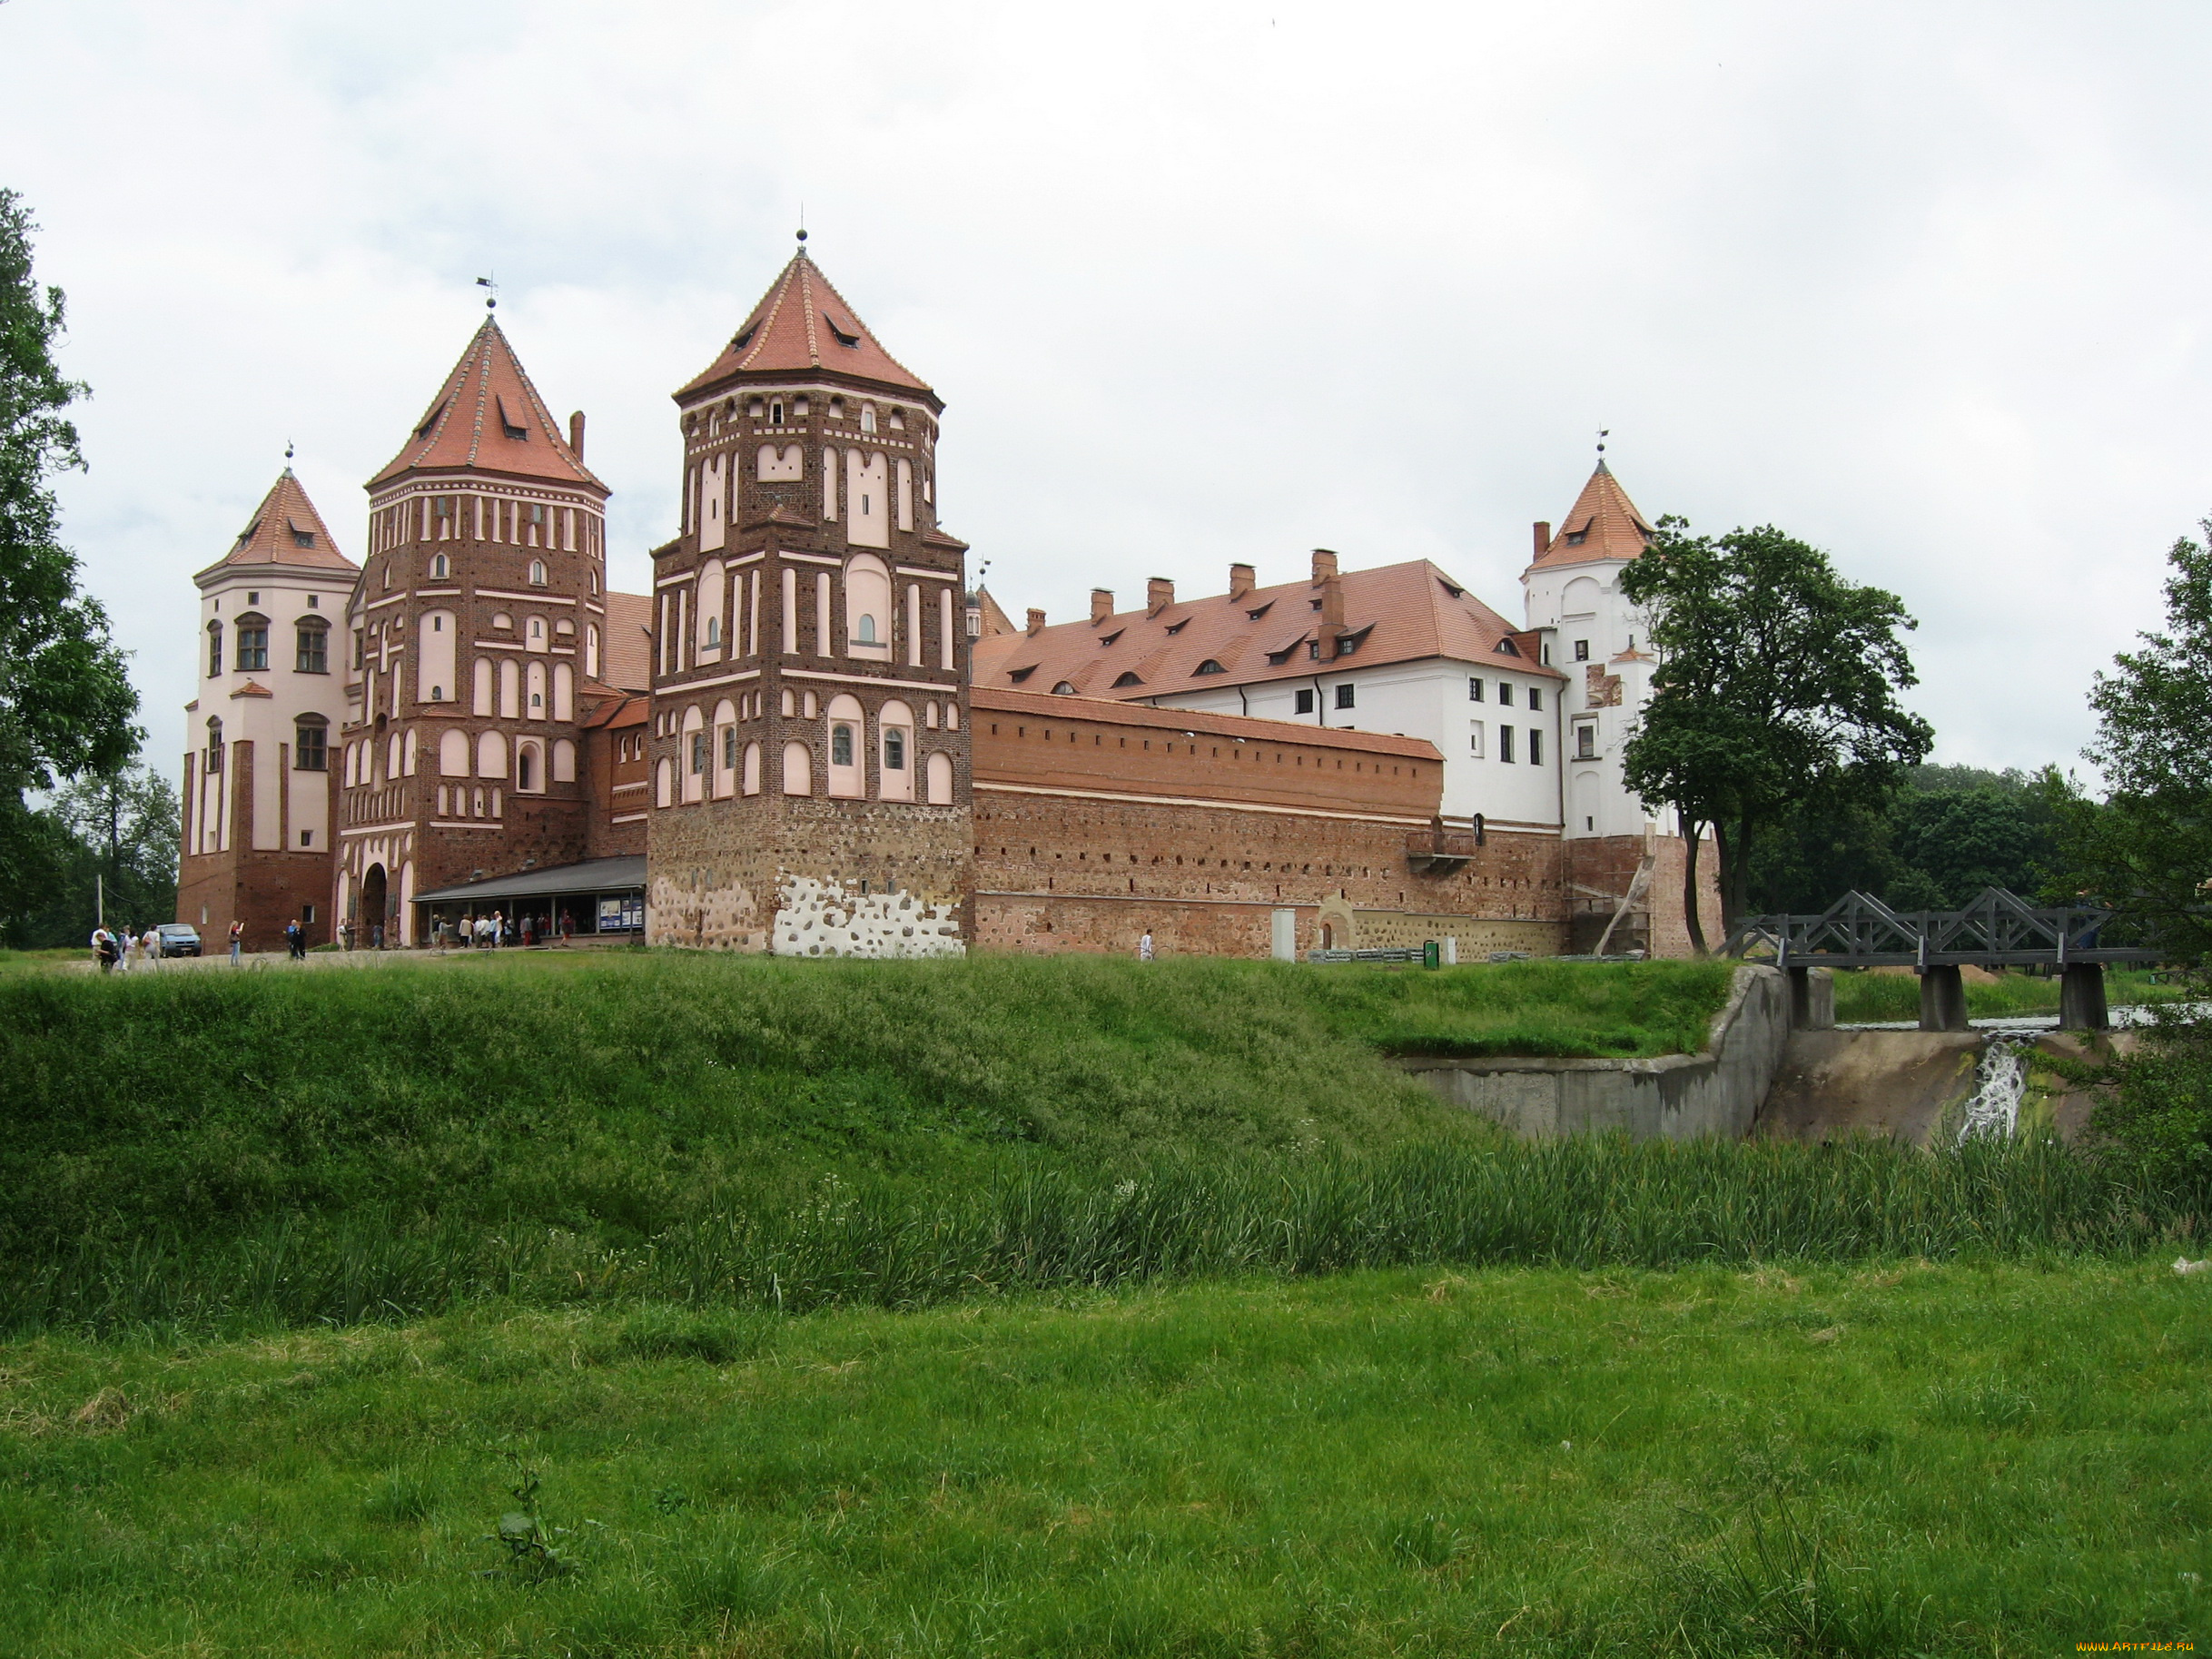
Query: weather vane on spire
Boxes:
[
  {"xmin": 476, "ymin": 273, "xmax": 499, "ymax": 311},
  {"xmin": 284, "ymin": 440, "xmax": 294, "ymax": 466},
  {"xmin": 796, "ymin": 204, "xmax": 808, "ymax": 254},
  {"xmin": 1596, "ymin": 428, "xmax": 1608, "ymax": 457}
]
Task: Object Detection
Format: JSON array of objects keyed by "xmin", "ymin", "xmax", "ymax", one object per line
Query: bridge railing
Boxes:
[{"xmin": 1723, "ymin": 887, "xmax": 2160, "ymax": 968}]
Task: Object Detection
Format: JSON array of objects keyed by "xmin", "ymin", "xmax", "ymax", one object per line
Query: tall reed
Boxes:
[{"xmin": 8, "ymin": 1135, "xmax": 2199, "ymax": 1337}]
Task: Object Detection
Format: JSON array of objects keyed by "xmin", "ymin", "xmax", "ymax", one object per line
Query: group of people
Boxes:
[
  {"xmin": 430, "ymin": 909, "xmax": 577, "ymax": 952},
  {"xmin": 89, "ymin": 923, "xmax": 163, "ymax": 973}
]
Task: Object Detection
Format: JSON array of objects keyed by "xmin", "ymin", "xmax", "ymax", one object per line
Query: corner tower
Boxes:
[
  {"xmin": 179, "ymin": 468, "xmax": 358, "ymax": 947},
  {"xmin": 647, "ymin": 240, "xmax": 971, "ymax": 953},
  {"xmin": 336, "ymin": 311, "xmax": 611, "ymax": 943},
  {"xmin": 1522, "ymin": 459, "xmax": 1718, "ymax": 953}
]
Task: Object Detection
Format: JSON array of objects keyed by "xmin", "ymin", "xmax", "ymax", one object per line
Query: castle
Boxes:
[{"xmin": 178, "ymin": 242, "xmax": 1719, "ymax": 959}]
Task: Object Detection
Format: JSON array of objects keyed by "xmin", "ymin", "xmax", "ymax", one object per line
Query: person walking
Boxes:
[
  {"xmin": 559, "ymin": 908, "xmax": 575, "ymax": 946},
  {"xmin": 116, "ymin": 924, "xmax": 134, "ymax": 972},
  {"xmin": 91, "ymin": 924, "xmax": 118, "ymax": 973},
  {"xmin": 284, "ymin": 917, "xmax": 305, "ymax": 961},
  {"xmin": 1138, "ymin": 929, "xmax": 1154, "ymax": 963},
  {"xmin": 228, "ymin": 918, "xmax": 244, "ymax": 966},
  {"xmin": 520, "ymin": 913, "xmax": 536, "ymax": 949},
  {"xmin": 141, "ymin": 923, "xmax": 162, "ymax": 970}
]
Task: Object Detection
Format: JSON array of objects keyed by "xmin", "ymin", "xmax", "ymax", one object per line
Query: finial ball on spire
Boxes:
[{"xmin": 796, "ymin": 227, "xmax": 808, "ymax": 245}]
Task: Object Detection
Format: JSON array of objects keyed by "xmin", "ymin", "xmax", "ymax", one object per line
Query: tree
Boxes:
[
  {"xmin": 1620, "ymin": 518, "xmax": 1933, "ymax": 949},
  {"xmin": 0, "ymin": 189, "xmax": 141, "ymax": 941},
  {"xmin": 2045, "ymin": 527, "xmax": 2212, "ymax": 961}
]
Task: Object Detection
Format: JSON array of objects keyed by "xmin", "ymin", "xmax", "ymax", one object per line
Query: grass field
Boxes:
[{"xmin": 3, "ymin": 1262, "xmax": 2205, "ymax": 1656}]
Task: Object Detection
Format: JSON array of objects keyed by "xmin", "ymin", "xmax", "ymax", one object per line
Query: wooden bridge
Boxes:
[{"xmin": 1724, "ymin": 888, "xmax": 2159, "ymax": 1032}]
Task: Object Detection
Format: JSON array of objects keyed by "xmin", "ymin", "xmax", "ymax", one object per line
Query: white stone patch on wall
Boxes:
[{"xmin": 772, "ymin": 874, "xmax": 964, "ymax": 959}]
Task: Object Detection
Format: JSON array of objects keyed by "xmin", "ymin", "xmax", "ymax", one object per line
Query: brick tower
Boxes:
[
  {"xmin": 178, "ymin": 468, "xmax": 357, "ymax": 947},
  {"xmin": 647, "ymin": 238, "xmax": 972, "ymax": 953},
  {"xmin": 335, "ymin": 309, "xmax": 613, "ymax": 944}
]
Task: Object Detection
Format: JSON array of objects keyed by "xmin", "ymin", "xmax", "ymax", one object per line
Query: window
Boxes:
[
  {"xmin": 1529, "ymin": 728, "xmax": 1544, "ymax": 765},
  {"xmin": 207, "ymin": 621, "xmax": 222, "ymax": 676},
  {"xmin": 1294, "ymin": 688, "xmax": 1315, "ymax": 715},
  {"xmin": 1498, "ymin": 682, "xmax": 1515, "ymax": 707},
  {"xmin": 690, "ymin": 731, "xmax": 708, "ymax": 774},
  {"xmin": 1528, "ymin": 688, "xmax": 1542, "ymax": 711},
  {"xmin": 1499, "ymin": 726, "xmax": 1516, "ymax": 764},
  {"xmin": 236, "ymin": 619, "xmax": 269, "ymax": 673},
  {"xmin": 1468, "ymin": 722, "xmax": 1486, "ymax": 758},
  {"xmin": 204, "ymin": 718, "xmax": 223, "ymax": 774},
  {"xmin": 860, "ymin": 402, "xmax": 877, "ymax": 432},
  {"xmin": 706, "ymin": 616, "xmax": 722, "ymax": 647},
  {"xmin": 855, "ymin": 614, "xmax": 877, "ymax": 644},
  {"xmin": 518, "ymin": 746, "xmax": 537, "ymax": 791},
  {"xmin": 770, "ymin": 400, "xmax": 785, "ymax": 426},
  {"xmin": 884, "ymin": 726, "xmax": 905, "ymax": 770},
  {"xmin": 528, "ymin": 559, "xmax": 548, "ymax": 586},
  {"xmin": 1111, "ymin": 671, "xmax": 1143, "ymax": 688},
  {"xmin": 1575, "ymin": 723, "xmax": 1596, "ymax": 760},
  {"xmin": 301, "ymin": 832, "xmax": 313, "ymax": 848},
  {"xmin": 1334, "ymin": 684, "xmax": 1355, "ymax": 710},
  {"xmin": 831, "ymin": 723, "xmax": 854, "ymax": 767},
  {"xmin": 351, "ymin": 629, "xmax": 364, "ymax": 671},
  {"xmin": 1193, "ymin": 658, "xmax": 1225, "ymax": 676},
  {"xmin": 294, "ymin": 717, "xmax": 328, "ymax": 770},
  {"xmin": 296, "ymin": 620, "xmax": 328, "ymax": 674},
  {"xmin": 1573, "ymin": 639, "xmax": 1589, "ymax": 662},
  {"xmin": 723, "ymin": 726, "xmax": 738, "ymax": 768},
  {"xmin": 431, "ymin": 553, "xmax": 449, "ymax": 579}
]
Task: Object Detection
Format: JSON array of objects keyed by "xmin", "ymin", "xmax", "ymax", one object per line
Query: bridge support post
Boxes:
[
  {"xmin": 1919, "ymin": 964, "xmax": 1968, "ymax": 1032},
  {"xmin": 1788, "ymin": 966, "xmax": 1834, "ymax": 1030},
  {"xmin": 2059, "ymin": 963, "xmax": 2109, "ymax": 1032}
]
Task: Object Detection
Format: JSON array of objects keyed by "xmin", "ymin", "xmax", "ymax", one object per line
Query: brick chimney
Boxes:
[
  {"xmin": 1147, "ymin": 577, "xmax": 1175, "ymax": 616},
  {"xmin": 1310, "ymin": 548, "xmax": 1338, "ymax": 584},
  {"xmin": 568, "ymin": 410, "xmax": 587, "ymax": 459},
  {"xmin": 1026, "ymin": 607, "xmax": 1046, "ymax": 636},
  {"xmin": 1320, "ymin": 572, "xmax": 1346, "ymax": 637},
  {"xmin": 1229, "ymin": 562, "xmax": 1255, "ymax": 599},
  {"xmin": 1090, "ymin": 588, "xmax": 1114, "ymax": 624},
  {"xmin": 1532, "ymin": 520, "xmax": 1550, "ymax": 560}
]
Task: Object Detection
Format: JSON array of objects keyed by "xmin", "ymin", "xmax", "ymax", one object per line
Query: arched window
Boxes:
[
  {"xmin": 706, "ymin": 615, "xmax": 722, "ymax": 647},
  {"xmin": 552, "ymin": 738, "xmax": 577, "ymax": 783},
  {"xmin": 419, "ymin": 610, "xmax": 455, "ymax": 703},
  {"xmin": 712, "ymin": 699, "xmax": 737, "ymax": 797},
  {"xmin": 878, "ymin": 699, "xmax": 914, "ymax": 802},
  {"xmin": 295, "ymin": 619, "xmax": 329, "ymax": 674},
  {"xmin": 831, "ymin": 724, "xmax": 854, "ymax": 766},
  {"xmin": 478, "ymin": 729, "xmax": 508, "ymax": 778},
  {"xmin": 782, "ymin": 740, "xmax": 813, "ymax": 796},
  {"xmin": 204, "ymin": 717, "xmax": 224, "ymax": 774},
  {"xmin": 656, "ymin": 756, "xmax": 673, "ymax": 807},
  {"xmin": 528, "ymin": 558, "xmax": 548, "ymax": 586},
  {"xmin": 291, "ymin": 721, "xmax": 329, "ymax": 774},
  {"xmin": 439, "ymin": 727, "xmax": 469, "ymax": 776},
  {"xmin": 472, "ymin": 657, "xmax": 494, "ymax": 716},
  {"xmin": 844, "ymin": 554, "xmax": 892, "ymax": 655},
  {"xmin": 235, "ymin": 615, "xmax": 270, "ymax": 673},
  {"xmin": 516, "ymin": 742, "xmax": 539, "ymax": 793},
  {"xmin": 825, "ymin": 693, "xmax": 864, "ymax": 798},
  {"xmin": 430, "ymin": 552, "xmax": 449, "ymax": 580},
  {"xmin": 742, "ymin": 740, "xmax": 762, "ymax": 795},
  {"xmin": 206, "ymin": 621, "xmax": 223, "ymax": 676},
  {"xmin": 926, "ymin": 750, "xmax": 954, "ymax": 805},
  {"xmin": 586, "ymin": 624, "xmax": 600, "ymax": 680},
  {"xmin": 528, "ymin": 617, "xmax": 546, "ymax": 651},
  {"xmin": 553, "ymin": 661, "xmax": 574, "ymax": 722},
  {"xmin": 860, "ymin": 402, "xmax": 877, "ymax": 433},
  {"xmin": 682, "ymin": 706, "xmax": 705, "ymax": 803}
]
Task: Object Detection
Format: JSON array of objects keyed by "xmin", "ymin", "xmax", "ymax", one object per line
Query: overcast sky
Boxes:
[{"xmin": 5, "ymin": 0, "xmax": 2207, "ymax": 782}]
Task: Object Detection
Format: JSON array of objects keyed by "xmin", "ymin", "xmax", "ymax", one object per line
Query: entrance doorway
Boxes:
[{"xmin": 360, "ymin": 864, "xmax": 388, "ymax": 948}]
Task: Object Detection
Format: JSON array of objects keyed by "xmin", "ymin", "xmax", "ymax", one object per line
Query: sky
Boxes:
[{"xmin": 4, "ymin": 0, "xmax": 2208, "ymax": 784}]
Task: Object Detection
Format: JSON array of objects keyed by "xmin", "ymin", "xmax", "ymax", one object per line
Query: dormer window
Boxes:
[
  {"xmin": 1565, "ymin": 531, "xmax": 1587, "ymax": 546},
  {"xmin": 413, "ymin": 400, "xmax": 445, "ymax": 440},
  {"xmin": 825, "ymin": 311, "xmax": 862, "ymax": 348},
  {"xmin": 1098, "ymin": 630, "xmax": 1123, "ymax": 647},
  {"xmin": 1164, "ymin": 619, "xmax": 1188, "ymax": 635},
  {"xmin": 498, "ymin": 396, "xmax": 530, "ymax": 439},
  {"xmin": 1193, "ymin": 659, "xmax": 1225, "ymax": 676},
  {"xmin": 731, "ymin": 321, "xmax": 757, "ymax": 351},
  {"xmin": 1494, "ymin": 637, "xmax": 1521, "ymax": 657},
  {"xmin": 1438, "ymin": 578, "xmax": 1464, "ymax": 598},
  {"xmin": 1246, "ymin": 602, "xmax": 1272, "ymax": 620},
  {"xmin": 1111, "ymin": 671, "xmax": 1143, "ymax": 688},
  {"xmin": 1052, "ymin": 681, "xmax": 1076, "ymax": 695},
  {"xmin": 1007, "ymin": 665, "xmax": 1037, "ymax": 683}
]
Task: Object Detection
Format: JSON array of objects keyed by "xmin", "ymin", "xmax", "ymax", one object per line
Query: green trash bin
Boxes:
[{"xmin": 1423, "ymin": 939, "xmax": 1441, "ymax": 971}]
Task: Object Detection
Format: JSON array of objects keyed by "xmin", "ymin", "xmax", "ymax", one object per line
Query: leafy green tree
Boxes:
[
  {"xmin": 13, "ymin": 763, "xmax": 179, "ymax": 946},
  {"xmin": 1620, "ymin": 518, "xmax": 1933, "ymax": 949},
  {"xmin": 2046, "ymin": 527, "xmax": 2212, "ymax": 960},
  {"xmin": 0, "ymin": 189, "xmax": 141, "ymax": 942}
]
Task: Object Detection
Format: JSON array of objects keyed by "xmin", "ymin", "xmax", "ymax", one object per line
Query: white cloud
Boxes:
[{"xmin": 5, "ymin": 0, "xmax": 2208, "ymax": 778}]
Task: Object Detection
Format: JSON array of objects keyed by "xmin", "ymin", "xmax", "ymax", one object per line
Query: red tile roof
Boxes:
[
  {"xmin": 977, "ymin": 686, "xmax": 1440, "ymax": 760},
  {"xmin": 677, "ymin": 251, "xmax": 933, "ymax": 400},
  {"xmin": 369, "ymin": 317, "xmax": 607, "ymax": 493},
  {"xmin": 580, "ymin": 692, "xmax": 648, "ymax": 731},
  {"xmin": 598, "ymin": 591, "xmax": 653, "ymax": 694},
  {"xmin": 969, "ymin": 558, "xmax": 1562, "ymax": 701},
  {"xmin": 1528, "ymin": 461, "xmax": 1654, "ymax": 570},
  {"xmin": 197, "ymin": 469, "xmax": 357, "ymax": 579}
]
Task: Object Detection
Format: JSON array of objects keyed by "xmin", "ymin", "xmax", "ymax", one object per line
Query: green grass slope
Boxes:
[
  {"xmin": 3, "ymin": 1263, "xmax": 2205, "ymax": 1655},
  {"xmin": 0, "ymin": 953, "xmax": 1726, "ymax": 1254}
]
